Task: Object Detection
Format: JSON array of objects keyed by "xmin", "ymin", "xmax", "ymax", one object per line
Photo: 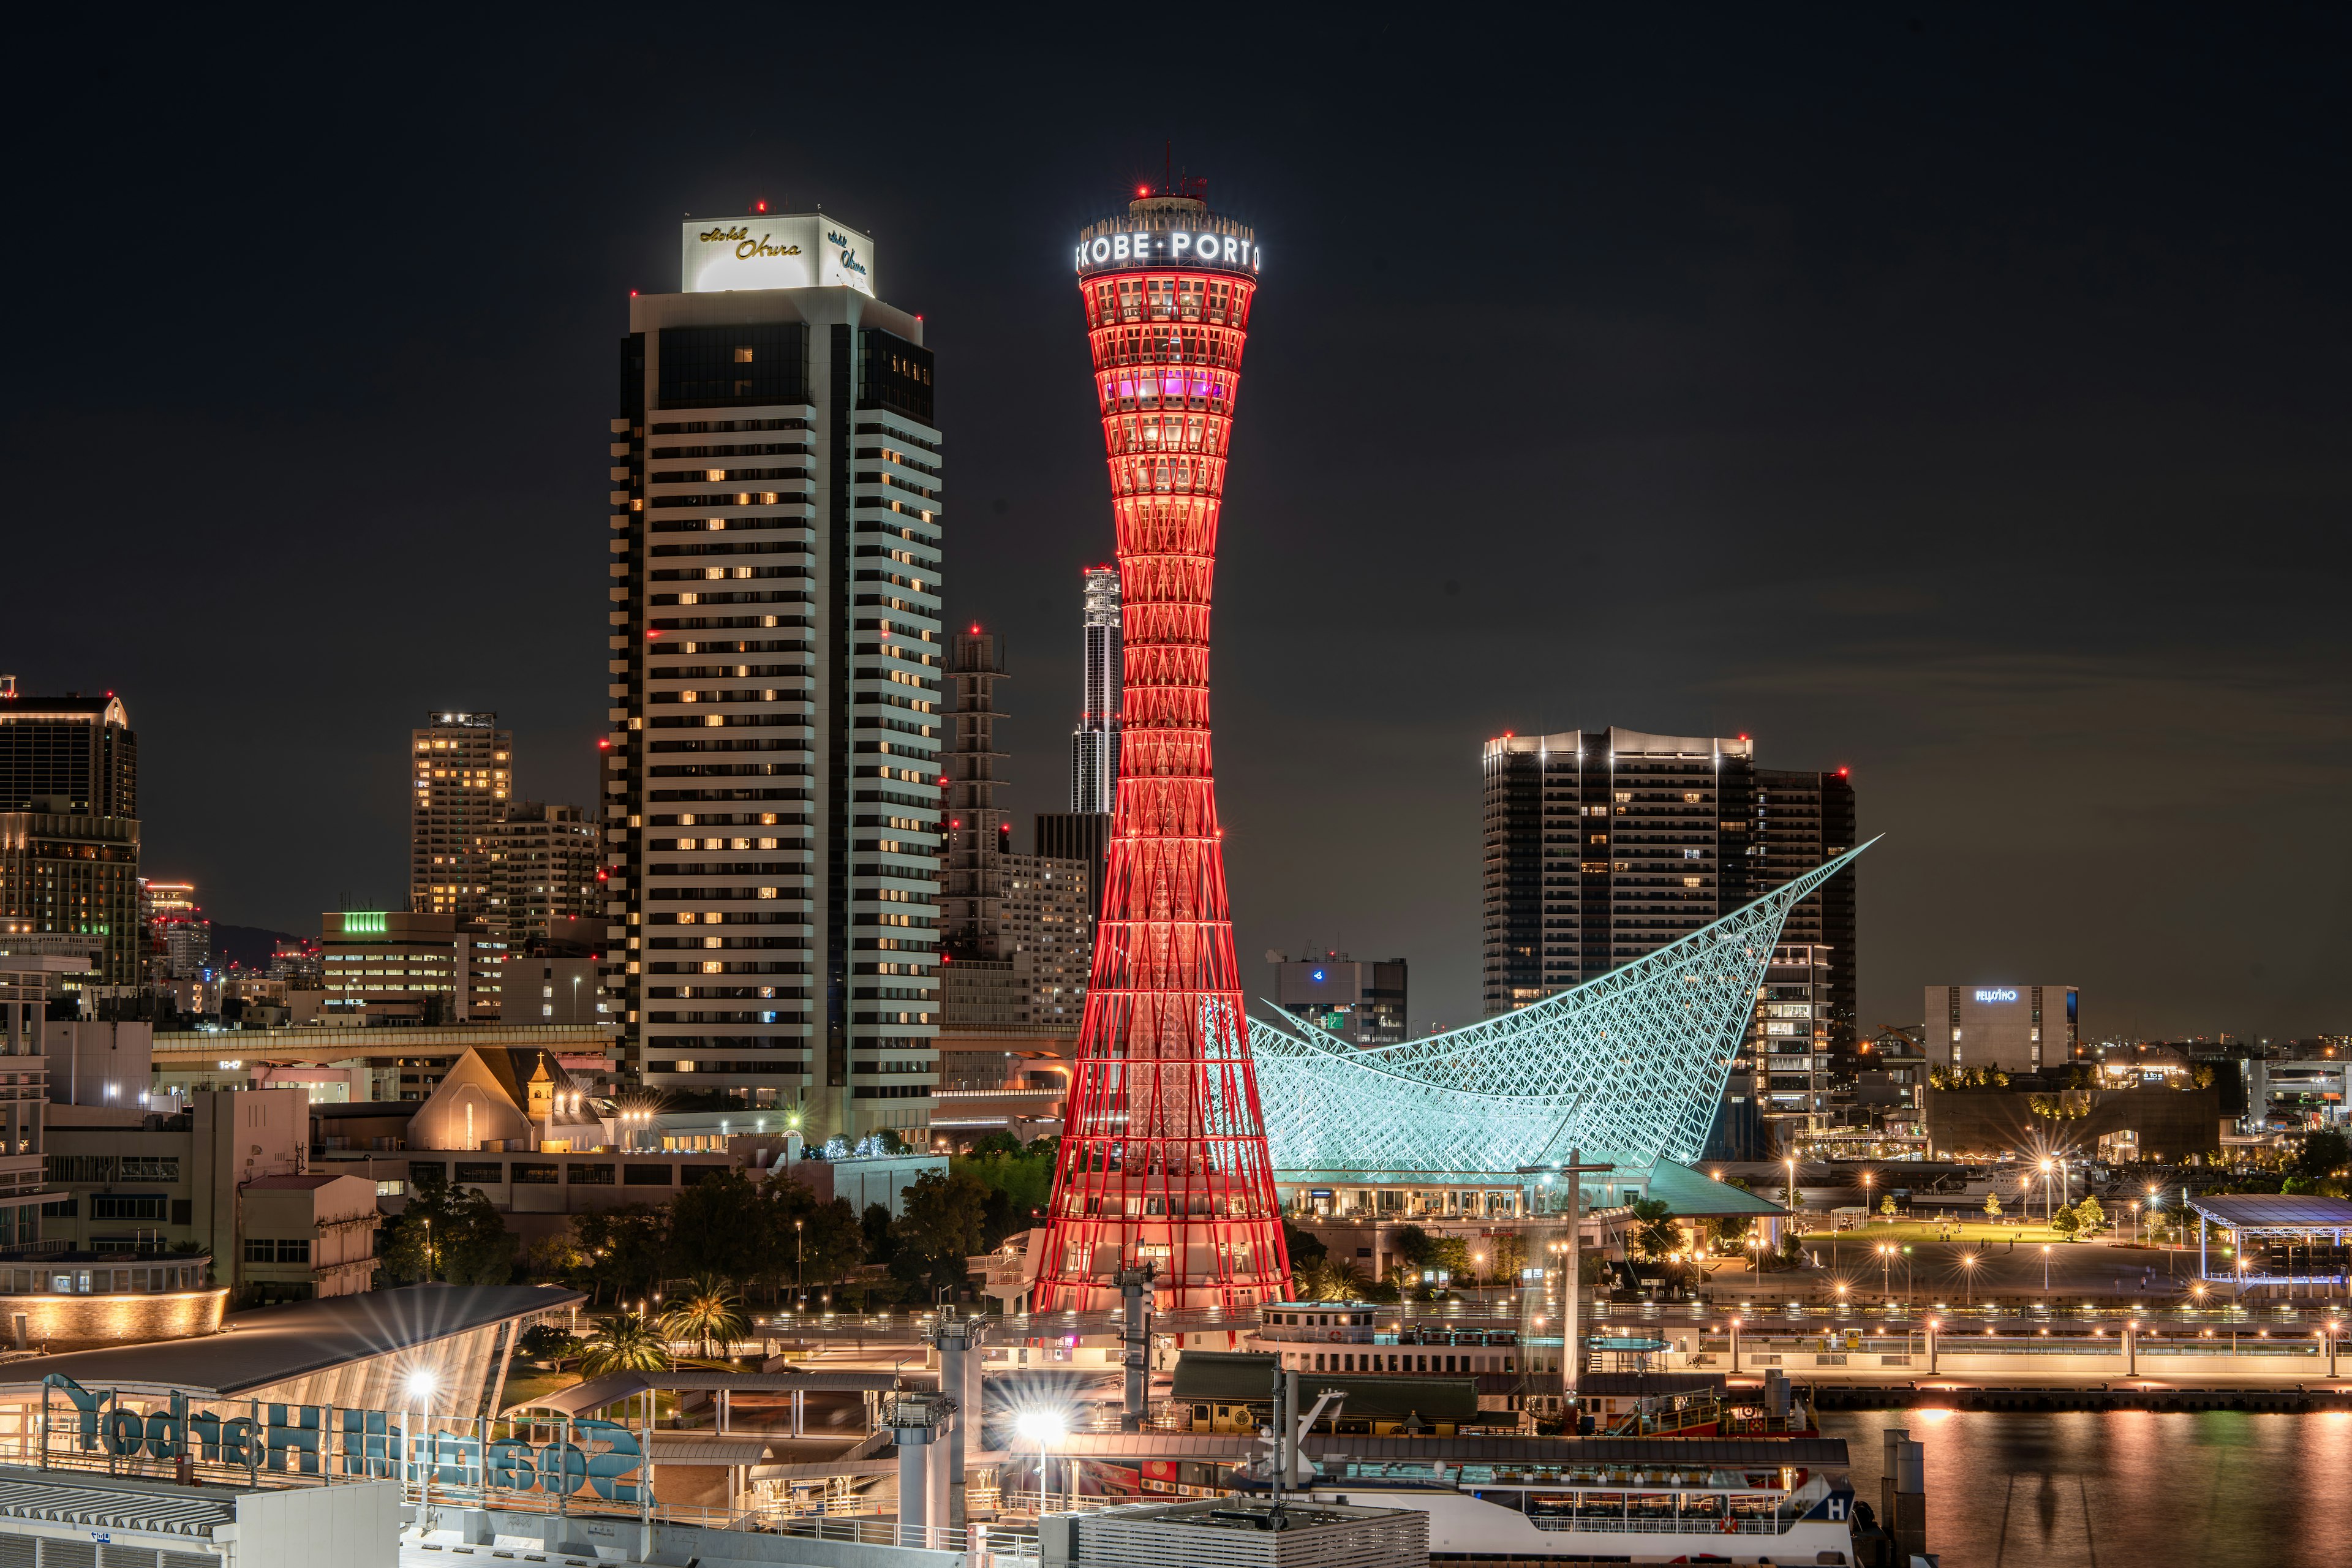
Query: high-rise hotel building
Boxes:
[
  {"xmin": 603, "ymin": 213, "xmax": 943, "ymax": 1135},
  {"xmin": 0, "ymin": 689, "xmax": 140, "ymax": 987},
  {"xmin": 1069, "ymin": 565, "xmax": 1121, "ymax": 814}
]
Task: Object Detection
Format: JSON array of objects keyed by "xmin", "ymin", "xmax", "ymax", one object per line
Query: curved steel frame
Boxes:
[{"xmin": 1251, "ymin": 842, "xmax": 1876, "ymax": 1182}]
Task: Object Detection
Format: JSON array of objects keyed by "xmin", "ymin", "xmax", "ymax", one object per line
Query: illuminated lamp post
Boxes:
[
  {"xmin": 1961, "ymin": 1252, "xmax": 1977, "ymax": 1308},
  {"xmin": 1033, "ymin": 176, "xmax": 1281, "ymax": 1313},
  {"xmin": 2042, "ymin": 1244, "xmax": 2052, "ymax": 1295}
]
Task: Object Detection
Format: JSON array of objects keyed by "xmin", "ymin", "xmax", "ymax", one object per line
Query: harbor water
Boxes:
[{"xmin": 1820, "ymin": 1408, "xmax": 2352, "ymax": 1568}]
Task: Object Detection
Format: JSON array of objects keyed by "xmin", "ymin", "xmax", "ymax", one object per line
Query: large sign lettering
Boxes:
[
  {"xmin": 1074, "ymin": 229, "xmax": 1262, "ymax": 276},
  {"xmin": 682, "ymin": 215, "xmax": 876, "ymax": 296},
  {"xmin": 1973, "ymin": 987, "xmax": 2019, "ymax": 1003},
  {"xmin": 39, "ymin": 1375, "xmax": 641, "ymax": 1501}
]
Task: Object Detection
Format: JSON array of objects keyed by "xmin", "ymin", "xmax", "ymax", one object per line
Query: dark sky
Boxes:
[{"xmin": 7, "ymin": 8, "xmax": 2348, "ymax": 1040}]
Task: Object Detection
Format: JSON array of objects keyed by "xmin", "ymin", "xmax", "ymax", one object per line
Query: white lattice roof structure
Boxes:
[{"xmin": 1250, "ymin": 842, "xmax": 1875, "ymax": 1182}]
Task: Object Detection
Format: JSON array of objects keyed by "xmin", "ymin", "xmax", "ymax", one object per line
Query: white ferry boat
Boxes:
[{"xmin": 1279, "ymin": 1441, "xmax": 1857, "ymax": 1564}]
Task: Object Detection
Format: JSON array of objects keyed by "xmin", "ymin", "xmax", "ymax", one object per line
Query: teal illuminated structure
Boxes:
[{"xmin": 1250, "ymin": 843, "xmax": 1874, "ymax": 1183}]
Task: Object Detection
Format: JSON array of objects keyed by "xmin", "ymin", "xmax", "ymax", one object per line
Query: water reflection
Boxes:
[{"xmin": 1822, "ymin": 1410, "xmax": 2352, "ymax": 1568}]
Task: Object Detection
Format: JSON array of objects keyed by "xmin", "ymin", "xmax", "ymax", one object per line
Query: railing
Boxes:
[{"xmin": 1529, "ymin": 1510, "xmax": 1793, "ymax": 1536}]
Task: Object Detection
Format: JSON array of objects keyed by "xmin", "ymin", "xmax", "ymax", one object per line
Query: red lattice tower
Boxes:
[{"xmin": 1031, "ymin": 184, "xmax": 1288, "ymax": 1313}]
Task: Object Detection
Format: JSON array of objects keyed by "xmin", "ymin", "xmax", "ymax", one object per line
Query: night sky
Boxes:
[{"xmin": 7, "ymin": 9, "xmax": 2347, "ymax": 1039}]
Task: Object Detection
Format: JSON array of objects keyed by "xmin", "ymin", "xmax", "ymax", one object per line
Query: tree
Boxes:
[
  {"xmin": 1282, "ymin": 1221, "xmax": 1329, "ymax": 1270},
  {"xmin": 2073, "ymin": 1194, "xmax": 2107, "ymax": 1235},
  {"xmin": 1430, "ymin": 1234, "xmax": 1472, "ymax": 1282},
  {"xmin": 1389, "ymin": 1226, "xmax": 1439, "ymax": 1269},
  {"xmin": 662, "ymin": 1275, "xmax": 750, "ymax": 1360},
  {"xmin": 1984, "ymin": 1192, "xmax": 2003, "ymax": 1219},
  {"xmin": 2052, "ymin": 1205, "xmax": 2081, "ymax": 1239},
  {"xmin": 891, "ymin": 1169, "xmax": 989, "ymax": 1298},
  {"xmin": 517, "ymin": 1323, "xmax": 584, "ymax": 1365},
  {"xmin": 380, "ymin": 1168, "xmax": 513, "ymax": 1286},
  {"xmin": 571, "ymin": 1204, "xmax": 670, "ymax": 1306},
  {"xmin": 1295, "ymin": 1257, "xmax": 1370, "ymax": 1301},
  {"xmin": 1625, "ymin": 1200, "xmax": 1678, "ymax": 1262},
  {"xmin": 521, "ymin": 1229, "xmax": 587, "ymax": 1286},
  {"xmin": 579, "ymin": 1310, "xmax": 671, "ymax": 1376},
  {"xmin": 862, "ymin": 1202, "xmax": 899, "ymax": 1266},
  {"xmin": 794, "ymin": 1197, "xmax": 865, "ymax": 1296},
  {"xmin": 1487, "ymin": 1231, "xmax": 1525, "ymax": 1282},
  {"xmin": 1880, "ymin": 1193, "xmax": 1899, "ymax": 1217},
  {"xmin": 966, "ymin": 1130, "xmax": 1025, "ymax": 1158},
  {"xmin": 664, "ymin": 1170, "xmax": 772, "ymax": 1288},
  {"xmin": 2295, "ymin": 1129, "xmax": 2350, "ymax": 1183}
]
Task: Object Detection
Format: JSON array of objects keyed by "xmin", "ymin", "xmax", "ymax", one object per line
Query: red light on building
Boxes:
[
  {"xmin": 1838, "ymin": 766, "xmax": 1850, "ymax": 777},
  {"xmin": 1033, "ymin": 179, "xmax": 1284, "ymax": 1313},
  {"xmin": 755, "ymin": 200, "xmax": 767, "ymax": 213}
]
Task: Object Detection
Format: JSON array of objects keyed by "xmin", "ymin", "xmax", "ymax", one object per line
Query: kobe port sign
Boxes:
[{"xmin": 1074, "ymin": 229, "xmax": 1261, "ymax": 275}]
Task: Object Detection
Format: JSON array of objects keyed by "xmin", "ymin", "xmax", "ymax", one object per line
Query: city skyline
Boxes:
[{"xmin": 9, "ymin": 13, "xmax": 2350, "ymax": 1039}]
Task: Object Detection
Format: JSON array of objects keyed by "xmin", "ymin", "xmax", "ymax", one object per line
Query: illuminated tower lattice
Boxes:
[{"xmin": 1032, "ymin": 179, "xmax": 1283, "ymax": 1312}]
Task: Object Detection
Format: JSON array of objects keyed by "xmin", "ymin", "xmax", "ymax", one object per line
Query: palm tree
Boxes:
[
  {"xmin": 1294, "ymin": 1257, "xmax": 1370, "ymax": 1302},
  {"xmin": 579, "ymin": 1310, "xmax": 672, "ymax": 1376},
  {"xmin": 660, "ymin": 1275, "xmax": 750, "ymax": 1360}
]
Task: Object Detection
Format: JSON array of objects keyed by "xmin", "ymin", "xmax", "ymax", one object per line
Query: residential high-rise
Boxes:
[
  {"xmin": 1482, "ymin": 728, "xmax": 1755, "ymax": 1014},
  {"xmin": 1070, "ymin": 565, "xmax": 1122, "ymax": 815},
  {"xmin": 1034, "ymin": 176, "xmax": 1288, "ymax": 1311},
  {"xmin": 410, "ymin": 713, "xmax": 511, "ymax": 924},
  {"xmin": 604, "ymin": 210, "xmax": 944, "ymax": 1134},
  {"xmin": 491, "ymin": 802, "xmax": 599, "ymax": 942},
  {"xmin": 1747, "ymin": 767, "xmax": 1858, "ymax": 1128},
  {"xmin": 0, "ymin": 690, "xmax": 140, "ymax": 986}
]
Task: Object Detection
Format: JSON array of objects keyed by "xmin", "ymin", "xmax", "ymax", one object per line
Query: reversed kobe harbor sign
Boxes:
[{"xmin": 40, "ymin": 1375, "xmax": 644, "ymax": 1499}]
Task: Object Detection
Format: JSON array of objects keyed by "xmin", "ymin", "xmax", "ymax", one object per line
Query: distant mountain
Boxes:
[{"xmin": 213, "ymin": 923, "xmax": 301, "ymax": 970}]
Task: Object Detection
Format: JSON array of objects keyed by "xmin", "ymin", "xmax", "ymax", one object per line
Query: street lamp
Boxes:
[
  {"xmin": 796, "ymin": 1218, "xmax": 805, "ymax": 1310},
  {"xmin": 2042, "ymin": 1244, "xmax": 2052, "ymax": 1295},
  {"xmin": 1016, "ymin": 1409, "xmax": 1069, "ymax": 1510},
  {"xmin": 1784, "ymin": 1156, "xmax": 1798, "ymax": 1213},
  {"xmin": 1961, "ymin": 1252, "xmax": 1978, "ymax": 1307},
  {"xmin": 2038, "ymin": 1159, "xmax": 2056, "ymax": 1226},
  {"xmin": 1878, "ymin": 1243, "xmax": 1893, "ymax": 1302}
]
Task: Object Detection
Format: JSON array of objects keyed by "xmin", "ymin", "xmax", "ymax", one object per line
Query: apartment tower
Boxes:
[
  {"xmin": 410, "ymin": 713, "xmax": 511, "ymax": 924},
  {"xmin": 603, "ymin": 211, "xmax": 943, "ymax": 1135}
]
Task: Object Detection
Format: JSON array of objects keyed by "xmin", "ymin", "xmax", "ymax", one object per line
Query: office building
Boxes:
[
  {"xmin": 410, "ymin": 713, "xmax": 511, "ymax": 924},
  {"xmin": 1272, "ymin": 953, "xmax": 1408, "ymax": 1047},
  {"xmin": 490, "ymin": 801, "xmax": 598, "ymax": 941},
  {"xmin": 1069, "ymin": 564, "xmax": 1122, "ymax": 814},
  {"xmin": 941, "ymin": 632, "xmax": 1090, "ymax": 1037},
  {"xmin": 603, "ymin": 209, "xmax": 944, "ymax": 1133},
  {"xmin": 1929, "ymin": 983, "xmax": 2079, "ymax": 1073},
  {"xmin": 320, "ymin": 910, "xmax": 500, "ymax": 1025},
  {"xmin": 1482, "ymin": 728, "xmax": 1755, "ymax": 1014},
  {"xmin": 0, "ymin": 691, "xmax": 140, "ymax": 986}
]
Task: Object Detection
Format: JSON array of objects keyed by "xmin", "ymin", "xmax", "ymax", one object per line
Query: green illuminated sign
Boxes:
[{"xmin": 344, "ymin": 911, "xmax": 388, "ymax": 935}]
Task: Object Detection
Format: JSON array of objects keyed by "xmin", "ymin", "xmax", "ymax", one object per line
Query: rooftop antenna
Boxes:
[{"xmin": 1164, "ymin": 140, "xmax": 1172, "ymax": 194}]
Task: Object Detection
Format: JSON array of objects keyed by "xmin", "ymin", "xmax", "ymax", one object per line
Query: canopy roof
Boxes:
[{"xmin": 2185, "ymin": 1193, "xmax": 2352, "ymax": 1232}]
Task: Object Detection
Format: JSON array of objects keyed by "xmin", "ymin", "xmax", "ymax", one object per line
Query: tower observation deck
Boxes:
[{"xmin": 1031, "ymin": 181, "xmax": 1283, "ymax": 1311}]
